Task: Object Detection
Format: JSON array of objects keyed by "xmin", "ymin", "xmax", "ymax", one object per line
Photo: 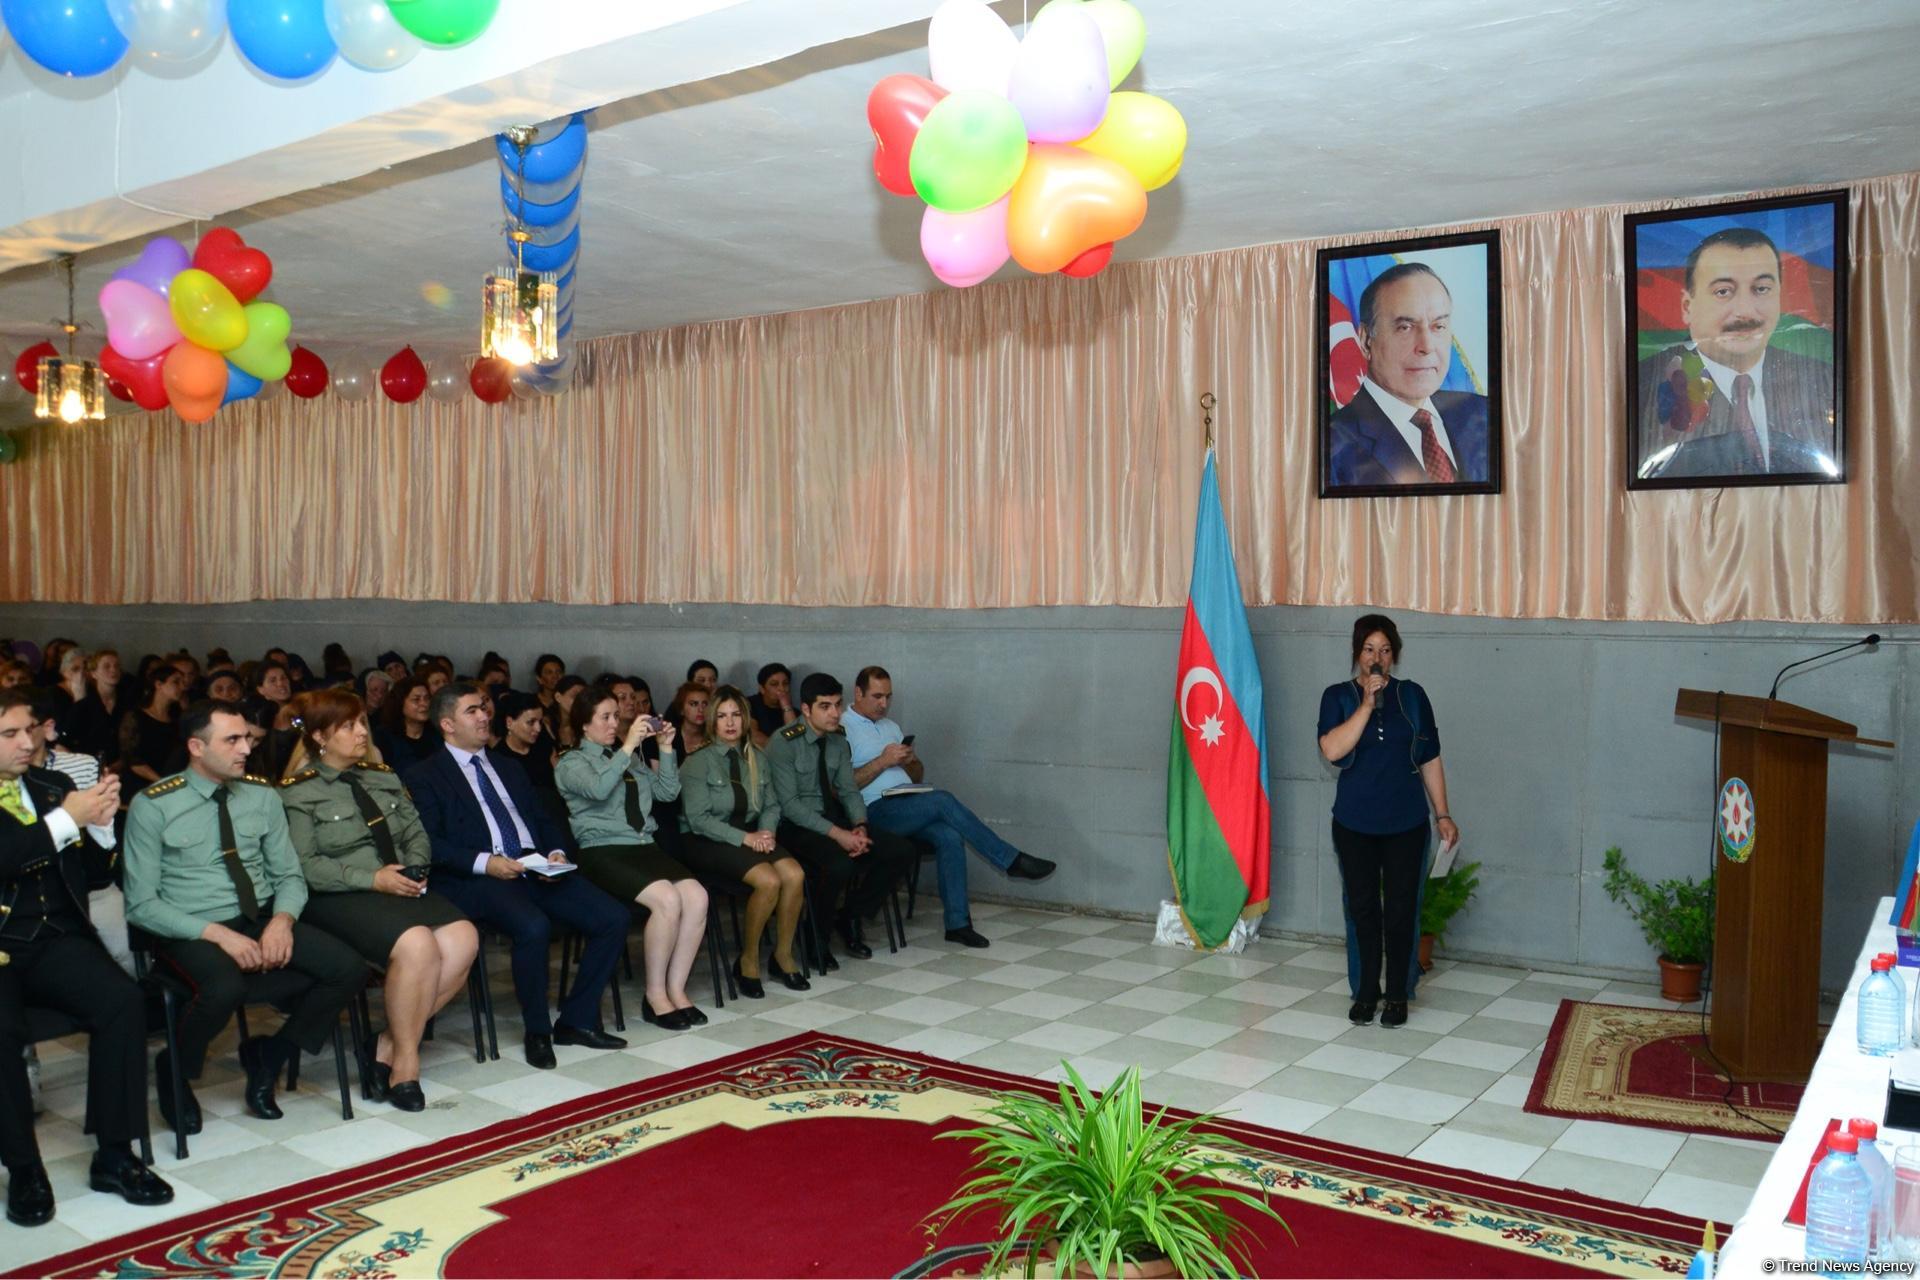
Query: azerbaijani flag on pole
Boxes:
[{"xmin": 1166, "ymin": 448, "xmax": 1271, "ymax": 949}]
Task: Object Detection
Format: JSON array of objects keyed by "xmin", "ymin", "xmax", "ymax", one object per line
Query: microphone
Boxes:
[
  {"xmin": 1368, "ymin": 664, "xmax": 1384, "ymax": 722},
  {"xmin": 1767, "ymin": 634, "xmax": 1880, "ymax": 701}
]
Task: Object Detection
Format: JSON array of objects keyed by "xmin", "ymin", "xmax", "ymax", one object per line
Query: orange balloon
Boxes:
[
  {"xmin": 1005, "ymin": 144, "xmax": 1147, "ymax": 275},
  {"xmin": 163, "ymin": 342, "xmax": 228, "ymax": 423}
]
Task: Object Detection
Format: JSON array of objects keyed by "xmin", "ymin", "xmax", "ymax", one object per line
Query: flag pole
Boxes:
[{"xmin": 1200, "ymin": 392, "xmax": 1216, "ymax": 452}]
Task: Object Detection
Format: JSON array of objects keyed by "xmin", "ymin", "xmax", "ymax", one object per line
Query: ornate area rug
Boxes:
[
  {"xmin": 1525, "ymin": 999, "xmax": 1802, "ymax": 1141},
  {"xmin": 29, "ymin": 1033, "xmax": 1718, "ymax": 1278}
]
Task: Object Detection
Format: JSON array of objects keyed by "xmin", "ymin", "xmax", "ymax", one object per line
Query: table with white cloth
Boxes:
[{"xmin": 1721, "ymin": 895, "xmax": 1914, "ymax": 1272}]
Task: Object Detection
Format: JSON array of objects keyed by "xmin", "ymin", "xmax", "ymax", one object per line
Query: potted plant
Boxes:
[
  {"xmin": 922, "ymin": 1063, "xmax": 1289, "ymax": 1278},
  {"xmin": 1418, "ymin": 859, "xmax": 1481, "ymax": 971},
  {"xmin": 1601, "ymin": 846, "xmax": 1715, "ymax": 1001}
]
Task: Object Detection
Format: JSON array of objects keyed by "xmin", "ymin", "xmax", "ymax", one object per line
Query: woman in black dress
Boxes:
[{"xmin": 373, "ymin": 675, "xmax": 440, "ymax": 765}]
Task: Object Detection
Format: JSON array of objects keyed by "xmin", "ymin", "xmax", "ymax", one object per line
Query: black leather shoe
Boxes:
[
  {"xmin": 1007, "ymin": 852, "xmax": 1057, "ymax": 881},
  {"xmin": 1380, "ymin": 1000, "xmax": 1409, "ymax": 1029},
  {"xmin": 88, "ymin": 1152, "xmax": 174, "ymax": 1207},
  {"xmin": 5, "ymin": 1164, "xmax": 53, "ymax": 1226},
  {"xmin": 679, "ymin": 1005, "xmax": 709, "ymax": 1027},
  {"xmin": 767, "ymin": 957, "xmax": 811, "ymax": 992},
  {"xmin": 836, "ymin": 920, "xmax": 873, "ymax": 960},
  {"xmin": 732, "ymin": 959, "xmax": 765, "ymax": 999},
  {"xmin": 945, "ymin": 926, "xmax": 990, "ymax": 949},
  {"xmin": 361, "ymin": 1034, "xmax": 392, "ymax": 1104},
  {"xmin": 153, "ymin": 1051, "xmax": 202, "ymax": 1136},
  {"xmin": 524, "ymin": 1033, "xmax": 557, "ymax": 1070},
  {"xmin": 818, "ymin": 949, "xmax": 840, "ymax": 972},
  {"xmin": 238, "ymin": 1037, "xmax": 284, "ymax": 1121},
  {"xmin": 1348, "ymin": 999, "xmax": 1377, "ymax": 1025},
  {"xmin": 386, "ymin": 1081, "xmax": 426, "ymax": 1113},
  {"xmin": 640, "ymin": 1002, "xmax": 692, "ymax": 1032},
  {"xmin": 554, "ymin": 1024, "xmax": 628, "ymax": 1050}
]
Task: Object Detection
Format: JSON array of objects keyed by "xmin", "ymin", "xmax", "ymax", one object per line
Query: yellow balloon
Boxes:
[
  {"xmin": 167, "ymin": 268, "xmax": 248, "ymax": 353},
  {"xmin": 1075, "ymin": 91, "xmax": 1186, "ymax": 191}
]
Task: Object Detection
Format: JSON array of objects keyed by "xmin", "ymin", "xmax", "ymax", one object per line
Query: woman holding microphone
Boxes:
[{"xmin": 1316, "ymin": 614, "xmax": 1460, "ymax": 1030}]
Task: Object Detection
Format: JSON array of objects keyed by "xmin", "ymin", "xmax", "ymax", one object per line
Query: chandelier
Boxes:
[
  {"xmin": 36, "ymin": 255, "xmax": 106, "ymax": 424},
  {"xmin": 481, "ymin": 125, "xmax": 558, "ymax": 367}
]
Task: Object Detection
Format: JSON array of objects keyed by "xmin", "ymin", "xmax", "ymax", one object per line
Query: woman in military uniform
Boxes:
[
  {"xmin": 555, "ymin": 684, "xmax": 709, "ymax": 1030},
  {"xmin": 677, "ymin": 687, "xmax": 808, "ymax": 997},
  {"xmin": 279, "ymin": 689, "xmax": 478, "ymax": 1111}
]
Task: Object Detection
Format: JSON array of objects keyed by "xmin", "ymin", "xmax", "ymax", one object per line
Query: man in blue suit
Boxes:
[
  {"xmin": 404, "ymin": 683, "xmax": 629, "ymax": 1068},
  {"xmin": 1327, "ymin": 263, "xmax": 1492, "ymax": 489}
]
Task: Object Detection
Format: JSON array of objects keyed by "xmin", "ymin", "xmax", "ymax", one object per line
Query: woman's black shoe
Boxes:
[
  {"xmin": 767, "ymin": 956, "xmax": 811, "ymax": 992},
  {"xmin": 731, "ymin": 959, "xmax": 765, "ymax": 999},
  {"xmin": 679, "ymin": 1005, "xmax": 709, "ymax": 1027},
  {"xmin": 1348, "ymin": 1000, "xmax": 1377, "ymax": 1025},
  {"xmin": 641, "ymin": 1001, "xmax": 693, "ymax": 1031},
  {"xmin": 361, "ymin": 1034, "xmax": 392, "ymax": 1102},
  {"xmin": 1380, "ymin": 1000, "xmax": 1409, "ymax": 1028},
  {"xmin": 387, "ymin": 1081, "xmax": 426, "ymax": 1112}
]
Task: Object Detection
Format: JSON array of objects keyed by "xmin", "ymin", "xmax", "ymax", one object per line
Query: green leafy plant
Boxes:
[
  {"xmin": 1601, "ymin": 846, "xmax": 1715, "ymax": 965},
  {"xmin": 1418, "ymin": 860, "xmax": 1481, "ymax": 945},
  {"xmin": 923, "ymin": 1063, "xmax": 1289, "ymax": 1278}
]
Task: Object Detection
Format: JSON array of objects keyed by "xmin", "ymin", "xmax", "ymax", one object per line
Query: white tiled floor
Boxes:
[{"xmin": 1, "ymin": 896, "xmax": 1769, "ymax": 1274}]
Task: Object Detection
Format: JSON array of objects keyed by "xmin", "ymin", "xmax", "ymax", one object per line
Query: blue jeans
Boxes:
[{"xmin": 867, "ymin": 790, "xmax": 1020, "ymax": 930}]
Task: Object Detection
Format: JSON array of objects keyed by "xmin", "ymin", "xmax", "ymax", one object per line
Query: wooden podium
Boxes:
[{"xmin": 1675, "ymin": 691, "xmax": 1894, "ymax": 1081}]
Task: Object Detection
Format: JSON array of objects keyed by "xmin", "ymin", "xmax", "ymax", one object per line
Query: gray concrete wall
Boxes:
[{"xmin": 3, "ymin": 600, "xmax": 1905, "ymax": 993}]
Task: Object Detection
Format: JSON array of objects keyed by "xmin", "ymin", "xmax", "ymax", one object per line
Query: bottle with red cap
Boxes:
[
  {"xmin": 1807, "ymin": 1129, "xmax": 1873, "ymax": 1265},
  {"xmin": 1859, "ymin": 953, "xmax": 1905, "ymax": 1058},
  {"xmin": 1848, "ymin": 1118, "xmax": 1893, "ymax": 1261}
]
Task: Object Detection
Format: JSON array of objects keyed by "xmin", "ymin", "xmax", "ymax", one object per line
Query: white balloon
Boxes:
[
  {"xmin": 321, "ymin": 0, "xmax": 421, "ymax": 72},
  {"xmin": 424, "ymin": 354, "xmax": 468, "ymax": 403},
  {"xmin": 329, "ymin": 356, "xmax": 375, "ymax": 402},
  {"xmin": 105, "ymin": 0, "xmax": 227, "ymax": 65},
  {"xmin": 927, "ymin": 0, "xmax": 1017, "ymax": 97}
]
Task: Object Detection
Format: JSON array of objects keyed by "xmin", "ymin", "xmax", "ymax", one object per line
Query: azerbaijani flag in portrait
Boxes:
[
  {"xmin": 1632, "ymin": 202, "xmax": 1838, "ymax": 365},
  {"xmin": 1324, "ymin": 246, "xmax": 1492, "ymax": 410}
]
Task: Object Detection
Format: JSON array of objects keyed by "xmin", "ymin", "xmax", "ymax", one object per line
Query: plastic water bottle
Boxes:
[
  {"xmin": 1806, "ymin": 1131, "xmax": 1873, "ymax": 1267},
  {"xmin": 1848, "ymin": 1119, "xmax": 1893, "ymax": 1261},
  {"xmin": 1858, "ymin": 954, "xmax": 1905, "ymax": 1057}
]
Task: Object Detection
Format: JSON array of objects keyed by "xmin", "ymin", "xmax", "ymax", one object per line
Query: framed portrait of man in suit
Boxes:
[
  {"xmin": 1625, "ymin": 190, "xmax": 1847, "ymax": 490},
  {"xmin": 1315, "ymin": 229, "xmax": 1504, "ymax": 500}
]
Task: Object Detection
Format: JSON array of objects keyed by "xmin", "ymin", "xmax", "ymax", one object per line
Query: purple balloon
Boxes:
[
  {"xmin": 109, "ymin": 236, "xmax": 191, "ymax": 297},
  {"xmin": 1007, "ymin": 4, "xmax": 1111, "ymax": 144}
]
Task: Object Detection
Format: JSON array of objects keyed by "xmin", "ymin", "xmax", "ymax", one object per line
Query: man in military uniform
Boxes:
[
  {"xmin": 122, "ymin": 701, "xmax": 364, "ymax": 1132},
  {"xmin": 765, "ymin": 674, "xmax": 916, "ymax": 964},
  {"xmin": 0, "ymin": 689, "xmax": 172, "ymax": 1227}
]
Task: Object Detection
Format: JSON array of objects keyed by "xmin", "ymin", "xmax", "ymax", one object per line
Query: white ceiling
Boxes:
[{"xmin": 0, "ymin": 0, "xmax": 1916, "ymax": 361}]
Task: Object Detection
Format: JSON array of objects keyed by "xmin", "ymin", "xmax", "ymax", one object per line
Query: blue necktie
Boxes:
[{"xmin": 470, "ymin": 757, "xmax": 526, "ymax": 853}]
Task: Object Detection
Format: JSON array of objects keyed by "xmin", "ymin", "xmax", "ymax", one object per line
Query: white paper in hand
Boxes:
[
  {"xmin": 1429, "ymin": 837, "xmax": 1460, "ymax": 879},
  {"xmin": 517, "ymin": 853, "xmax": 577, "ymax": 878}
]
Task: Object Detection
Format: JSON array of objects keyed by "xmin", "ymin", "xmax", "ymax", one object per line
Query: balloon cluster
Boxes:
[
  {"xmin": 867, "ymin": 0, "xmax": 1184, "ymax": 288},
  {"xmin": 98, "ymin": 229, "xmax": 296, "ymax": 422},
  {"xmin": 493, "ymin": 114, "xmax": 587, "ymax": 399},
  {"xmin": 261, "ymin": 344, "xmax": 536, "ymax": 407},
  {"xmin": 0, "ymin": 0, "xmax": 498, "ymax": 80}
]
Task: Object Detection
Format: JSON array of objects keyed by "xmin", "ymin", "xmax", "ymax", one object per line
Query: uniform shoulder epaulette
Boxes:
[
  {"xmin": 280, "ymin": 769, "xmax": 319, "ymax": 787},
  {"xmin": 778, "ymin": 721, "xmax": 807, "ymax": 740},
  {"xmin": 237, "ymin": 774, "xmax": 273, "ymax": 786},
  {"xmin": 140, "ymin": 775, "xmax": 188, "ymax": 798},
  {"xmin": 354, "ymin": 760, "xmax": 394, "ymax": 774}
]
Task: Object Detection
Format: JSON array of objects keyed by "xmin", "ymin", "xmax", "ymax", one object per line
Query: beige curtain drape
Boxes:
[{"xmin": 3, "ymin": 172, "xmax": 1915, "ymax": 620}]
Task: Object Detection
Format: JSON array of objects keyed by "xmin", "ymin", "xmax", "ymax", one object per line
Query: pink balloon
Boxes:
[
  {"xmin": 921, "ymin": 197, "xmax": 1011, "ymax": 288},
  {"xmin": 98, "ymin": 278, "xmax": 182, "ymax": 361},
  {"xmin": 1008, "ymin": 4, "xmax": 1111, "ymax": 143}
]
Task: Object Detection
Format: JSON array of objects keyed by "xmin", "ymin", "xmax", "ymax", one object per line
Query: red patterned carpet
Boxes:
[
  {"xmin": 26, "ymin": 1033, "xmax": 1719, "ymax": 1278},
  {"xmin": 1526, "ymin": 999, "xmax": 1801, "ymax": 1140}
]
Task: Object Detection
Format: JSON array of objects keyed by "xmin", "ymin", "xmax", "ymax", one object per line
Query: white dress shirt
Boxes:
[
  {"xmin": 1360, "ymin": 378, "xmax": 1459, "ymax": 473},
  {"xmin": 446, "ymin": 745, "xmax": 541, "ymax": 874}
]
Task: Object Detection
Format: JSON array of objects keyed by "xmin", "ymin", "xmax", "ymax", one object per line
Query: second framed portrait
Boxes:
[{"xmin": 1316, "ymin": 229, "xmax": 1504, "ymax": 499}]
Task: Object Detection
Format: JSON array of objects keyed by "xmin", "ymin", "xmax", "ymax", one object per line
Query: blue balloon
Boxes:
[
  {"xmin": 521, "ymin": 206, "xmax": 578, "ymax": 249},
  {"xmin": 222, "ymin": 362, "xmax": 263, "ymax": 404},
  {"xmin": 497, "ymin": 171, "xmax": 580, "ymax": 227},
  {"xmin": 510, "ymin": 226, "xmax": 579, "ymax": 274},
  {"xmin": 494, "ymin": 114, "xmax": 587, "ymax": 185},
  {"xmin": 229, "ymin": 0, "xmax": 335, "ymax": 79},
  {"xmin": 2, "ymin": 0, "xmax": 128, "ymax": 76},
  {"xmin": 556, "ymin": 264, "xmax": 576, "ymax": 294}
]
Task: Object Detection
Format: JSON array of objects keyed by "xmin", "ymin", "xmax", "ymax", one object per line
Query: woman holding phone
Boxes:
[
  {"xmin": 1316, "ymin": 614, "xmax": 1460, "ymax": 1030},
  {"xmin": 279, "ymin": 688, "xmax": 478, "ymax": 1111}
]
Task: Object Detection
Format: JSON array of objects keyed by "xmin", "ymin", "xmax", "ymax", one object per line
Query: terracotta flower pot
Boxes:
[
  {"xmin": 1027, "ymin": 1245, "xmax": 1179, "ymax": 1278},
  {"xmin": 1658, "ymin": 955, "xmax": 1704, "ymax": 1003},
  {"xmin": 1418, "ymin": 933, "xmax": 1436, "ymax": 972}
]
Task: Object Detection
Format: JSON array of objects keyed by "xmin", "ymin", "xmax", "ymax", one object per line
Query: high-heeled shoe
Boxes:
[
  {"xmin": 767, "ymin": 955, "xmax": 811, "ymax": 992},
  {"xmin": 731, "ymin": 959, "xmax": 765, "ymax": 999}
]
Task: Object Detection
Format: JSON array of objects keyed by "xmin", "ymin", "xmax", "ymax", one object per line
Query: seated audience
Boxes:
[
  {"xmin": 666, "ymin": 682, "xmax": 712, "ymax": 756},
  {"xmin": 0, "ymin": 689, "xmax": 171, "ymax": 1226},
  {"xmin": 36, "ymin": 638, "xmax": 78, "ymax": 690},
  {"xmin": 278, "ymin": 690, "xmax": 479, "ymax": 1113},
  {"xmin": 844, "ymin": 666, "xmax": 1056, "ymax": 949},
  {"xmin": 374, "ymin": 675, "xmax": 440, "ymax": 765},
  {"xmin": 686, "ymin": 659, "xmax": 718, "ymax": 692},
  {"xmin": 677, "ymin": 686, "xmax": 808, "ymax": 996},
  {"xmin": 47, "ymin": 646, "xmax": 88, "ymax": 743},
  {"xmin": 533, "ymin": 654, "xmax": 565, "ymax": 730},
  {"xmin": 122, "ymin": 701, "xmax": 366, "ymax": 1132},
  {"xmin": 491, "ymin": 691, "xmax": 562, "ymax": 826},
  {"xmin": 357, "ymin": 667, "xmax": 393, "ymax": 715},
  {"xmin": 321, "ymin": 644, "xmax": 354, "ymax": 683},
  {"xmin": 552, "ymin": 674, "xmax": 588, "ymax": 750},
  {"xmin": 117, "ymin": 666, "xmax": 188, "ymax": 789},
  {"xmin": 0, "ymin": 661, "xmax": 29, "ymax": 690},
  {"xmin": 245, "ymin": 661, "xmax": 293, "ymax": 717},
  {"xmin": 555, "ymin": 684, "xmax": 708, "ymax": 1029},
  {"xmin": 765, "ymin": 673, "xmax": 917, "ymax": 964},
  {"xmin": 203, "ymin": 670, "xmax": 243, "ymax": 704},
  {"xmin": 26, "ymin": 694, "xmax": 132, "ymax": 974},
  {"xmin": 403, "ymin": 684, "xmax": 629, "ymax": 1069},
  {"xmin": 478, "ymin": 653, "xmax": 511, "ymax": 693},
  {"xmin": 747, "ymin": 662, "xmax": 797, "ymax": 747},
  {"xmin": 67, "ymin": 649, "xmax": 124, "ymax": 760},
  {"xmin": 378, "ymin": 651, "xmax": 408, "ymax": 685}
]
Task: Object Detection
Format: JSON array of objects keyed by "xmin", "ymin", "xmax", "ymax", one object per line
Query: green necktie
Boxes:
[{"xmin": 0, "ymin": 779, "xmax": 34, "ymax": 826}]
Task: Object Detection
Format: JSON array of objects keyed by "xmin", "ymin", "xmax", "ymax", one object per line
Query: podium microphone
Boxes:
[{"xmin": 1767, "ymin": 634, "xmax": 1881, "ymax": 701}]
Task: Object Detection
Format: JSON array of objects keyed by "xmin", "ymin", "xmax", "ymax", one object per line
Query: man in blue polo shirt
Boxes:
[{"xmin": 842, "ymin": 666, "xmax": 1055, "ymax": 949}]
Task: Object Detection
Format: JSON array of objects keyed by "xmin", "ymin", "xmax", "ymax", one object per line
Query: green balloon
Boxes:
[
  {"xmin": 0, "ymin": 433, "xmax": 16, "ymax": 464},
  {"xmin": 910, "ymin": 91, "xmax": 1030, "ymax": 213},
  {"xmin": 386, "ymin": 0, "xmax": 499, "ymax": 47}
]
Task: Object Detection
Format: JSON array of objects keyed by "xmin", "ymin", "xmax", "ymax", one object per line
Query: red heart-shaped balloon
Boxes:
[
  {"xmin": 192, "ymin": 227, "xmax": 273, "ymax": 304},
  {"xmin": 380, "ymin": 346, "xmax": 427, "ymax": 404},
  {"xmin": 13, "ymin": 341, "xmax": 57, "ymax": 395},
  {"xmin": 469, "ymin": 356, "xmax": 512, "ymax": 404},
  {"xmin": 1061, "ymin": 242, "xmax": 1114, "ymax": 277},
  {"xmin": 285, "ymin": 345, "xmax": 329, "ymax": 399},
  {"xmin": 107, "ymin": 377, "xmax": 133, "ymax": 403},
  {"xmin": 868, "ymin": 74, "xmax": 947, "ymax": 197},
  {"xmin": 99, "ymin": 344, "xmax": 170, "ymax": 411}
]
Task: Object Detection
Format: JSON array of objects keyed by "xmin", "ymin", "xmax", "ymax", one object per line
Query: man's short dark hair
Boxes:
[
  {"xmin": 180, "ymin": 699, "xmax": 245, "ymax": 744},
  {"xmin": 0, "ymin": 689, "xmax": 33, "ymax": 719},
  {"xmin": 430, "ymin": 681, "xmax": 482, "ymax": 732},
  {"xmin": 1682, "ymin": 226, "xmax": 1781, "ymax": 293},
  {"xmin": 798, "ymin": 673, "xmax": 842, "ymax": 705},
  {"xmin": 854, "ymin": 666, "xmax": 891, "ymax": 693},
  {"xmin": 756, "ymin": 662, "xmax": 790, "ymax": 687},
  {"xmin": 26, "ymin": 691, "xmax": 60, "ymax": 724},
  {"xmin": 1356, "ymin": 262, "xmax": 1448, "ymax": 335}
]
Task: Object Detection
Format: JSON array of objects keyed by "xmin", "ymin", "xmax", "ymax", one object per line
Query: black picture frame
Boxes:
[
  {"xmin": 1624, "ymin": 190, "xmax": 1848, "ymax": 491},
  {"xmin": 1315, "ymin": 229, "xmax": 1504, "ymax": 500}
]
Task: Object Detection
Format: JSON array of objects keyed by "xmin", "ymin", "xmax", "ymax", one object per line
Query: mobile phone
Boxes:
[
  {"xmin": 400, "ymin": 865, "xmax": 430, "ymax": 882},
  {"xmin": 901, "ymin": 734, "xmax": 916, "ymax": 747}
]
